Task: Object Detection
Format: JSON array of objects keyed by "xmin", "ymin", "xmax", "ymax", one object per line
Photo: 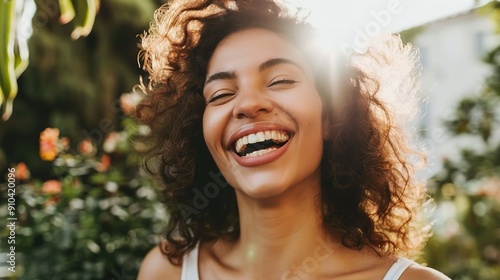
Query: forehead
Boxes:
[{"xmin": 207, "ymin": 28, "xmax": 310, "ymax": 74}]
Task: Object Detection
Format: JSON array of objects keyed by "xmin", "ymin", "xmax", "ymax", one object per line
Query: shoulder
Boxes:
[
  {"xmin": 137, "ymin": 245, "xmax": 182, "ymax": 280},
  {"xmin": 400, "ymin": 262, "xmax": 450, "ymax": 280}
]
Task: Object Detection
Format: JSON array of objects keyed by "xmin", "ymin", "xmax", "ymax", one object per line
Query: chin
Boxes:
[{"xmin": 231, "ymin": 176, "xmax": 293, "ymax": 201}]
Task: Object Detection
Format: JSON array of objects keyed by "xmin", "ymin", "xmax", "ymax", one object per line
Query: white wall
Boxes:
[{"xmin": 410, "ymin": 10, "xmax": 499, "ymax": 178}]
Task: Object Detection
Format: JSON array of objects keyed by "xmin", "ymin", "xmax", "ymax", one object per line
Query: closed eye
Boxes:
[
  {"xmin": 268, "ymin": 78, "xmax": 297, "ymax": 87},
  {"xmin": 207, "ymin": 92, "xmax": 234, "ymax": 104}
]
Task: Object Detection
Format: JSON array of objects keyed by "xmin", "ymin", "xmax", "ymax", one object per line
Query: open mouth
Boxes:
[{"xmin": 234, "ymin": 130, "xmax": 290, "ymax": 157}]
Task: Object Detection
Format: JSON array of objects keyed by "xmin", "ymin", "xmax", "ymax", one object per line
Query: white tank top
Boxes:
[{"xmin": 181, "ymin": 242, "xmax": 415, "ymax": 280}]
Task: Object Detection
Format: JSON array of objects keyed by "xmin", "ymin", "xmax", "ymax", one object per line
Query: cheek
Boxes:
[
  {"xmin": 295, "ymin": 92, "xmax": 324, "ymax": 128},
  {"xmin": 299, "ymin": 95, "xmax": 325, "ymax": 145},
  {"xmin": 202, "ymin": 108, "xmax": 227, "ymax": 155}
]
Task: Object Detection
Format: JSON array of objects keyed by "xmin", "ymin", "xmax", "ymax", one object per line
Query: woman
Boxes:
[{"xmin": 136, "ymin": 0, "xmax": 450, "ymax": 279}]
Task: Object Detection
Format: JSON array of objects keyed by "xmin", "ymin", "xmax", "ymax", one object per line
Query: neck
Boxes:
[{"xmin": 232, "ymin": 172, "xmax": 340, "ymax": 279}]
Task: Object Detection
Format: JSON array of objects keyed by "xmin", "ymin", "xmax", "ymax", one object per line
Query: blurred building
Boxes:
[{"xmin": 408, "ymin": 7, "xmax": 500, "ymax": 178}]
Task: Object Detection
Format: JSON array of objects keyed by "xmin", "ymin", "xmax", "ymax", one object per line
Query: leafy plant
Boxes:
[
  {"xmin": 0, "ymin": 0, "xmax": 100, "ymax": 120},
  {"xmin": 422, "ymin": 4, "xmax": 500, "ymax": 279},
  {"xmin": 0, "ymin": 99, "xmax": 166, "ymax": 279}
]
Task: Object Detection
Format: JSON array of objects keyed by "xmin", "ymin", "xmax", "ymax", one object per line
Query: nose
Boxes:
[{"xmin": 232, "ymin": 88, "xmax": 274, "ymax": 119}]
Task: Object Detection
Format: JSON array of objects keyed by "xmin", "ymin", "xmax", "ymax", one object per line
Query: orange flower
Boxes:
[
  {"xmin": 78, "ymin": 138, "xmax": 94, "ymax": 156},
  {"xmin": 97, "ymin": 154, "xmax": 111, "ymax": 172},
  {"xmin": 44, "ymin": 195, "xmax": 60, "ymax": 207},
  {"xmin": 120, "ymin": 91, "xmax": 143, "ymax": 115},
  {"xmin": 477, "ymin": 177, "xmax": 500, "ymax": 201},
  {"xmin": 60, "ymin": 137, "xmax": 70, "ymax": 151},
  {"xmin": 15, "ymin": 162, "xmax": 30, "ymax": 181},
  {"xmin": 39, "ymin": 128, "xmax": 60, "ymax": 161},
  {"xmin": 41, "ymin": 180, "xmax": 62, "ymax": 195},
  {"xmin": 103, "ymin": 132, "xmax": 119, "ymax": 153}
]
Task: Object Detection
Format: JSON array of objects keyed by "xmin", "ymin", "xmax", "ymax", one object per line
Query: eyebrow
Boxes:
[
  {"xmin": 204, "ymin": 71, "xmax": 236, "ymax": 87},
  {"xmin": 204, "ymin": 57, "xmax": 303, "ymax": 87},
  {"xmin": 258, "ymin": 58, "xmax": 303, "ymax": 73}
]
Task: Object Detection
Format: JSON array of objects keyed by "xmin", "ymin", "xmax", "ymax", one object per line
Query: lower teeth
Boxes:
[{"xmin": 243, "ymin": 147, "xmax": 278, "ymax": 158}]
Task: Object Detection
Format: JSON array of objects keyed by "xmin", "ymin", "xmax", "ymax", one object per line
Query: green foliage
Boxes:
[
  {"xmin": 0, "ymin": 0, "xmax": 102, "ymax": 120},
  {"xmin": 423, "ymin": 5, "xmax": 500, "ymax": 279},
  {"xmin": 0, "ymin": 0, "xmax": 34, "ymax": 120},
  {"xmin": 0, "ymin": 115, "xmax": 166, "ymax": 279},
  {"xmin": 0, "ymin": 1, "xmax": 171, "ymax": 278},
  {"xmin": 0, "ymin": 0, "xmax": 165, "ymax": 179}
]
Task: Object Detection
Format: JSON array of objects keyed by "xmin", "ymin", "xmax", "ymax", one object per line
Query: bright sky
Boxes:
[
  {"xmin": 301, "ymin": 0, "xmax": 487, "ymax": 31},
  {"xmin": 284, "ymin": 0, "xmax": 490, "ymax": 50}
]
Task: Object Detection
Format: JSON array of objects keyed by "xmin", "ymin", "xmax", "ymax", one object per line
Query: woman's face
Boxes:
[{"xmin": 202, "ymin": 28, "xmax": 325, "ymax": 199}]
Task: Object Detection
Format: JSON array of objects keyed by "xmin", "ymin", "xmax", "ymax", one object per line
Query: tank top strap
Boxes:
[
  {"xmin": 180, "ymin": 244, "xmax": 414, "ymax": 280},
  {"xmin": 382, "ymin": 258, "xmax": 415, "ymax": 280},
  {"xmin": 181, "ymin": 242, "xmax": 200, "ymax": 280}
]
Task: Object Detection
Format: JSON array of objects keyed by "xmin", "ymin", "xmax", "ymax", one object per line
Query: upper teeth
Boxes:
[{"xmin": 235, "ymin": 130, "xmax": 289, "ymax": 154}]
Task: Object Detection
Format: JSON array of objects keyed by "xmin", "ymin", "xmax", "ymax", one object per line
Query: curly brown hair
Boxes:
[{"xmin": 136, "ymin": 0, "xmax": 430, "ymax": 265}]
